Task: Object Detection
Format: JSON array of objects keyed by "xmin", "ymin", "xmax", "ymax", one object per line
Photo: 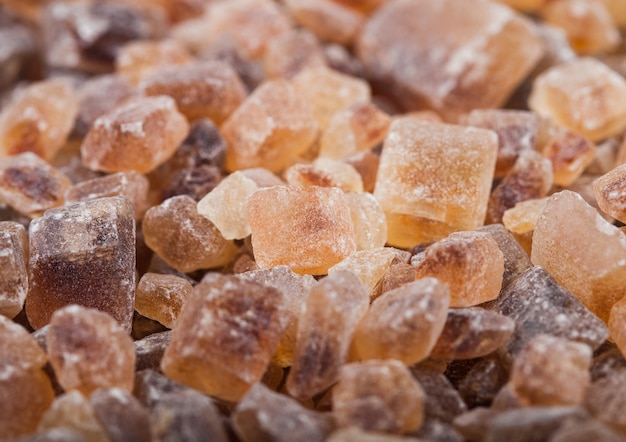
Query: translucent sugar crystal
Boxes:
[
  {"xmin": 238, "ymin": 266, "xmax": 316, "ymax": 367},
  {"xmin": 222, "ymin": 80, "xmax": 318, "ymax": 173},
  {"xmin": 135, "ymin": 331, "xmax": 171, "ymax": 372},
  {"xmin": 353, "ymin": 278, "xmax": 449, "ymax": 364},
  {"xmin": 329, "ymin": 247, "xmax": 410, "ymax": 300},
  {"xmin": 291, "ymin": 67, "xmax": 370, "ymax": 131},
  {"xmin": 142, "ymin": 195, "xmax": 237, "ymax": 273},
  {"xmin": 161, "ymin": 274, "xmax": 287, "ymax": 402},
  {"xmin": 0, "ymin": 79, "xmax": 78, "ymax": 161},
  {"xmin": 411, "ymin": 367, "xmax": 467, "ymax": 424},
  {"xmin": 286, "ymin": 271, "xmax": 369, "ymax": 399},
  {"xmin": 0, "ymin": 222, "xmax": 28, "ymax": 318},
  {"xmin": 532, "ymin": 190, "xmax": 626, "ymax": 322},
  {"xmin": 608, "ymin": 298, "xmax": 626, "ymax": 373},
  {"xmin": 0, "ymin": 316, "xmax": 54, "ymax": 439},
  {"xmin": 486, "ymin": 150, "xmax": 553, "ymax": 224},
  {"xmin": 283, "ymin": 0, "xmax": 364, "ymax": 45},
  {"xmin": 585, "ymin": 369, "xmax": 626, "ymax": 434},
  {"xmin": 380, "ymin": 262, "xmax": 416, "ymax": 294},
  {"xmin": 263, "ymin": 29, "xmax": 326, "ymax": 80},
  {"xmin": 460, "ymin": 109, "xmax": 539, "ymax": 178},
  {"xmin": 343, "ymin": 192, "xmax": 387, "ymax": 251},
  {"xmin": 542, "ymin": 130, "xmax": 596, "ymax": 186},
  {"xmin": 593, "ymin": 163, "xmax": 626, "ymax": 224},
  {"xmin": 502, "ymin": 197, "xmax": 548, "ymax": 248},
  {"xmin": 454, "ymin": 359, "xmax": 508, "ymax": 408},
  {"xmin": 248, "ymin": 186, "xmax": 356, "ymax": 275},
  {"xmin": 26, "ymin": 196, "xmax": 135, "ymax": 331},
  {"xmin": 116, "ymin": 39, "xmax": 192, "ymax": 87},
  {"xmin": 430, "ymin": 308, "xmax": 515, "ymax": 360},
  {"xmin": 529, "ymin": 58, "xmax": 626, "ymax": 142},
  {"xmin": 374, "ymin": 119, "xmax": 498, "ymax": 247},
  {"xmin": 284, "ymin": 158, "xmax": 363, "ymax": 193},
  {"xmin": 345, "ymin": 150, "xmax": 379, "ymax": 193},
  {"xmin": 81, "ymin": 96, "xmax": 189, "ymax": 174},
  {"xmin": 232, "ymin": 383, "xmax": 334, "ymax": 442},
  {"xmin": 240, "ymin": 167, "xmax": 286, "ymax": 188},
  {"xmin": 357, "ymin": 0, "xmax": 543, "ymax": 120},
  {"xmin": 319, "ymin": 101, "xmax": 391, "ymax": 160},
  {"xmin": 89, "ymin": 388, "xmax": 152, "ymax": 442},
  {"xmin": 135, "ymin": 273, "xmax": 192, "ymax": 329},
  {"xmin": 413, "ymin": 231, "xmax": 504, "ymax": 307},
  {"xmin": 47, "ymin": 305, "xmax": 136, "ymax": 396},
  {"xmin": 490, "ymin": 266, "xmax": 609, "ymax": 361},
  {"xmin": 64, "ymin": 171, "xmax": 149, "ymax": 219},
  {"xmin": 197, "ymin": 171, "xmax": 259, "ymax": 240},
  {"xmin": 140, "ymin": 61, "xmax": 248, "ymax": 125},
  {"xmin": 333, "ymin": 360, "xmax": 425, "ymax": 434}
]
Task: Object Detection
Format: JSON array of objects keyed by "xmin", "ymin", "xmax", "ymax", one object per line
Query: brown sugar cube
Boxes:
[
  {"xmin": 248, "ymin": 186, "xmax": 356, "ymax": 275},
  {"xmin": 47, "ymin": 305, "xmax": 136, "ymax": 396},
  {"xmin": 353, "ymin": 278, "xmax": 449, "ymax": 364},
  {"xmin": 0, "ymin": 222, "xmax": 28, "ymax": 319},
  {"xmin": 0, "ymin": 79, "xmax": 78, "ymax": 161},
  {"xmin": 593, "ymin": 163, "xmax": 626, "ymax": 224},
  {"xmin": 0, "ymin": 316, "xmax": 55, "ymax": 439},
  {"xmin": 140, "ymin": 61, "xmax": 247, "ymax": 125},
  {"xmin": 134, "ymin": 273, "xmax": 193, "ymax": 329},
  {"xmin": 532, "ymin": 190, "xmax": 626, "ymax": 322},
  {"xmin": 161, "ymin": 274, "xmax": 287, "ymax": 402},
  {"xmin": 116, "ymin": 39, "xmax": 193, "ymax": 87},
  {"xmin": 357, "ymin": 0, "xmax": 543, "ymax": 120},
  {"xmin": 81, "ymin": 95, "xmax": 189, "ymax": 174},
  {"xmin": 374, "ymin": 118, "xmax": 498, "ymax": 247},
  {"xmin": 223, "ymin": 80, "xmax": 318, "ymax": 173},
  {"xmin": 263, "ymin": 29, "xmax": 327, "ymax": 80},
  {"xmin": 142, "ymin": 195, "xmax": 237, "ymax": 273},
  {"xmin": 26, "ymin": 196, "xmax": 135, "ymax": 331},
  {"xmin": 529, "ymin": 58, "xmax": 626, "ymax": 142},
  {"xmin": 332, "ymin": 360, "xmax": 425, "ymax": 434},
  {"xmin": 286, "ymin": 271, "xmax": 369, "ymax": 399},
  {"xmin": 343, "ymin": 192, "xmax": 387, "ymax": 251},
  {"xmin": 509, "ymin": 334, "xmax": 592, "ymax": 406},
  {"xmin": 542, "ymin": 130, "xmax": 596, "ymax": 186},
  {"xmin": 413, "ymin": 231, "xmax": 504, "ymax": 307}
]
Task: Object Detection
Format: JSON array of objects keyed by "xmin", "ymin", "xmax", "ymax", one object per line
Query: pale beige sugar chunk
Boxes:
[
  {"xmin": 540, "ymin": 0, "xmax": 620, "ymax": 55},
  {"xmin": 345, "ymin": 150, "xmax": 379, "ymax": 193},
  {"xmin": 532, "ymin": 190, "xmax": 626, "ymax": 322},
  {"xmin": 502, "ymin": 198, "xmax": 549, "ymax": 235},
  {"xmin": 286, "ymin": 270, "xmax": 369, "ymax": 399},
  {"xmin": 353, "ymin": 278, "xmax": 449, "ymax": 365},
  {"xmin": 248, "ymin": 186, "xmax": 356, "ymax": 275},
  {"xmin": 343, "ymin": 192, "xmax": 387, "ymax": 251},
  {"xmin": 135, "ymin": 273, "xmax": 193, "ymax": 329},
  {"xmin": 25, "ymin": 196, "xmax": 136, "ymax": 331},
  {"xmin": 357, "ymin": 0, "xmax": 543, "ymax": 121},
  {"xmin": 291, "ymin": 66, "xmax": 370, "ymax": 131},
  {"xmin": 240, "ymin": 168, "xmax": 286, "ymax": 188},
  {"xmin": 329, "ymin": 247, "xmax": 409, "ymax": 300},
  {"xmin": 0, "ymin": 222, "xmax": 28, "ymax": 318},
  {"xmin": 197, "ymin": 171, "xmax": 259, "ymax": 240},
  {"xmin": 284, "ymin": 158, "xmax": 363, "ymax": 193},
  {"xmin": 0, "ymin": 79, "xmax": 78, "ymax": 161},
  {"xmin": 284, "ymin": 0, "xmax": 365, "ymax": 45},
  {"xmin": 263, "ymin": 29, "xmax": 327, "ymax": 79},
  {"xmin": 38, "ymin": 391, "xmax": 108, "ymax": 442},
  {"xmin": 161, "ymin": 274, "xmax": 287, "ymax": 402},
  {"xmin": 116, "ymin": 39, "xmax": 193, "ymax": 86},
  {"xmin": 374, "ymin": 118, "xmax": 498, "ymax": 247},
  {"xmin": 542, "ymin": 130, "xmax": 596, "ymax": 186},
  {"xmin": 81, "ymin": 95, "xmax": 189, "ymax": 174},
  {"xmin": 223, "ymin": 80, "xmax": 318, "ymax": 173},
  {"xmin": 142, "ymin": 195, "xmax": 237, "ymax": 273},
  {"xmin": 413, "ymin": 231, "xmax": 504, "ymax": 307},
  {"xmin": 47, "ymin": 305, "xmax": 135, "ymax": 396},
  {"xmin": 594, "ymin": 163, "xmax": 626, "ymax": 223},
  {"xmin": 333, "ymin": 360, "xmax": 425, "ymax": 434},
  {"xmin": 64, "ymin": 171, "xmax": 149, "ymax": 219},
  {"xmin": 529, "ymin": 58, "xmax": 626, "ymax": 142},
  {"xmin": 509, "ymin": 334, "xmax": 592, "ymax": 406},
  {"xmin": 140, "ymin": 61, "xmax": 248, "ymax": 125}
]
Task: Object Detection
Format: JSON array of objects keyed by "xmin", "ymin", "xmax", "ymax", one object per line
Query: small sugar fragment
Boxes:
[{"xmin": 134, "ymin": 273, "xmax": 192, "ymax": 329}]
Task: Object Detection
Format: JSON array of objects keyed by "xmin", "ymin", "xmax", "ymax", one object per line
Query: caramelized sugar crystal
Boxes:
[
  {"xmin": 357, "ymin": 0, "xmax": 543, "ymax": 120},
  {"xmin": 134, "ymin": 273, "xmax": 193, "ymax": 329},
  {"xmin": 374, "ymin": 118, "xmax": 498, "ymax": 247},
  {"xmin": 247, "ymin": 186, "xmax": 356, "ymax": 275},
  {"xmin": 593, "ymin": 163, "xmax": 626, "ymax": 224},
  {"xmin": 542, "ymin": 130, "xmax": 596, "ymax": 186},
  {"xmin": 81, "ymin": 95, "xmax": 189, "ymax": 174},
  {"xmin": 353, "ymin": 278, "xmax": 449, "ymax": 365},
  {"xmin": 161, "ymin": 274, "xmax": 287, "ymax": 402},
  {"xmin": 263, "ymin": 29, "xmax": 326, "ymax": 80},
  {"xmin": 26, "ymin": 196, "xmax": 136, "ymax": 331},
  {"xmin": 333, "ymin": 360, "xmax": 425, "ymax": 434},
  {"xmin": 0, "ymin": 79, "xmax": 78, "ymax": 161},
  {"xmin": 142, "ymin": 195, "xmax": 237, "ymax": 273},
  {"xmin": 0, "ymin": 221, "xmax": 28, "ymax": 318},
  {"xmin": 502, "ymin": 197, "xmax": 548, "ymax": 235},
  {"xmin": 223, "ymin": 80, "xmax": 318, "ymax": 173},
  {"xmin": 47, "ymin": 305, "xmax": 136, "ymax": 396}
]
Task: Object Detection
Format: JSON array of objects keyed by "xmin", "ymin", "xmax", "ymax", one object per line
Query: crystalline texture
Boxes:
[
  {"xmin": 134, "ymin": 273, "xmax": 192, "ymax": 329},
  {"xmin": 0, "ymin": 221, "xmax": 28, "ymax": 318},
  {"xmin": 593, "ymin": 163, "xmax": 626, "ymax": 224}
]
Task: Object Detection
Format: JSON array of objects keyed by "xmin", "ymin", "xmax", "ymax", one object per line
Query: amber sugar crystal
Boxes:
[
  {"xmin": 0, "ymin": 221, "xmax": 28, "ymax": 319},
  {"xmin": 594, "ymin": 163, "xmax": 626, "ymax": 224},
  {"xmin": 134, "ymin": 273, "xmax": 193, "ymax": 329}
]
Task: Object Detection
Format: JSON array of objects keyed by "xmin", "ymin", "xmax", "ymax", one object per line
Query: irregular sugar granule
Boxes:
[
  {"xmin": 593, "ymin": 163, "xmax": 626, "ymax": 224},
  {"xmin": 134, "ymin": 273, "xmax": 192, "ymax": 329},
  {"xmin": 88, "ymin": 388, "xmax": 152, "ymax": 442},
  {"xmin": 247, "ymin": 186, "xmax": 356, "ymax": 275},
  {"xmin": 374, "ymin": 118, "xmax": 498, "ymax": 247},
  {"xmin": 0, "ymin": 221, "xmax": 28, "ymax": 319},
  {"xmin": 263, "ymin": 29, "xmax": 327, "ymax": 80},
  {"xmin": 541, "ymin": 129, "xmax": 596, "ymax": 187},
  {"xmin": 161, "ymin": 274, "xmax": 287, "ymax": 402},
  {"xmin": 47, "ymin": 305, "xmax": 136, "ymax": 396},
  {"xmin": 502, "ymin": 197, "xmax": 548, "ymax": 253}
]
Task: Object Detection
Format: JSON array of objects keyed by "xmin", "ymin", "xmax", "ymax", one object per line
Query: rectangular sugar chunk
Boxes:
[
  {"xmin": 374, "ymin": 118, "xmax": 498, "ymax": 247},
  {"xmin": 0, "ymin": 221, "xmax": 28, "ymax": 318}
]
